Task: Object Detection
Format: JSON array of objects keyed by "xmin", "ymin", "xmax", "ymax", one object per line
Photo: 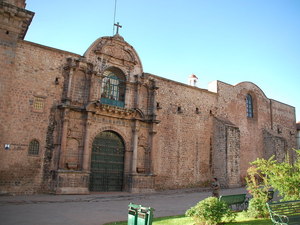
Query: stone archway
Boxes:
[{"xmin": 89, "ymin": 130, "xmax": 125, "ymax": 192}]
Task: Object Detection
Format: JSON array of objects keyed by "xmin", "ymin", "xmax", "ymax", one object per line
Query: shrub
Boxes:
[
  {"xmin": 185, "ymin": 197, "xmax": 235, "ymax": 225},
  {"xmin": 247, "ymin": 197, "xmax": 269, "ymax": 218}
]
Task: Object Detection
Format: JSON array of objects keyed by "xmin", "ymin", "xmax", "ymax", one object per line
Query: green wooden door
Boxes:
[{"xmin": 89, "ymin": 131, "xmax": 125, "ymax": 192}]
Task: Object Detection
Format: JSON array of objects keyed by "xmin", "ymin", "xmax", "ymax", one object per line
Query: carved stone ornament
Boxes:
[
  {"xmin": 108, "ymin": 45, "xmax": 134, "ymax": 62},
  {"xmin": 93, "ymin": 38, "xmax": 136, "ymax": 64}
]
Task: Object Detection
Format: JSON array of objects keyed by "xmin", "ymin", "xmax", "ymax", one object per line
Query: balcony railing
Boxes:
[{"xmin": 100, "ymin": 98, "xmax": 125, "ymax": 108}]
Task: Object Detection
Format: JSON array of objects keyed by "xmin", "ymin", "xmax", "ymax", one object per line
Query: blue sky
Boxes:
[{"xmin": 25, "ymin": 0, "xmax": 300, "ymax": 122}]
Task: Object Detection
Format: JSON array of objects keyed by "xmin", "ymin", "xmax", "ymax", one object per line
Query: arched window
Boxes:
[
  {"xmin": 28, "ymin": 139, "xmax": 40, "ymax": 155},
  {"xmin": 246, "ymin": 94, "xmax": 253, "ymax": 118},
  {"xmin": 100, "ymin": 68, "xmax": 126, "ymax": 107}
]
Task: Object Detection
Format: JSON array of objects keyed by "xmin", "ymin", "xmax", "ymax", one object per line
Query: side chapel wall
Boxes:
[
  {"xmin": 269, "ymin": 100, "xmax": 297, "ymax": 161},
  {"xmin": 211, "ymin": 81, "xmax": 297, "ymax": 183}
]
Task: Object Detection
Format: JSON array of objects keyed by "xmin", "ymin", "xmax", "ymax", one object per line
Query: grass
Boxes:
[{"xmin": 104, "ymin": 213, "xmax": 272, "ymax": 225}]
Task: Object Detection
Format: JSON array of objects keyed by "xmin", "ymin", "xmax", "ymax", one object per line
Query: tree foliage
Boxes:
[{"xmin": 245, "ymin": 149, "xmax": 300, "ymax": 218}]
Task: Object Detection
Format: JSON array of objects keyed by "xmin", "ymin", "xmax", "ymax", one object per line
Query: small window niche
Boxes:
[
  {"xmin": 32, "ymin": 96, "xmax": 46, "ymax": 113},
  {"xmin": 277, "ymin": 126, "xmax": 282, "ymax": 134},
  {"xmin": 156, "ymin": 102, "xmax": 162, "ymax": 110},
  {"xmin": 177, "ymin": 106, "xmax": 183, "ymax": 114},
  {"xmin": 28, "ymin": 139, "xmax": 40, "ymax": 156},
  {"xmin": 246, "ymin": 94, "xmax": 254, "ymax": 118}
]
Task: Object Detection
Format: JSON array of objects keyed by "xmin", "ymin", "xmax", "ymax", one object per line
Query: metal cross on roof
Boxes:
[{"xmin": 114, "ymin": 22, "xmax": 122, "ymax": 35}]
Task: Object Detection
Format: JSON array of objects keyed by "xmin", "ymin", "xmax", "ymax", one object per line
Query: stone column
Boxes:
[
  {"xmin": 66, "ymin": 68, "xmax": 74, "ymax": 101},
  {"xmin": 150, "ymin": 79, "xmax": 158, "ymax": 117},
  {"xmin": 131, "ymin": 123, "xmax": 139, "ymax": 174},
  {"xmin": 82, "ymin": 112, "xmax": 92, "ymax": 171},
  {"xmin": 97, "ymin": 73, "xmax": 104, "ymax": 101},
  {"xmin": 148, "ymin": 129, "xmax": 157, "ymax": 174},
  {"xmin": 148, "ymin": 79, "xmax": 158, "ymax": 174},
  {"xmin": 88, "ymin": 71, "xmax": 98, "ymax": 102},
  {"xmin": 59, "ymin": 108, "xmax": 70, "ymax": 169},
  {"xmin": 134, "ymin": 75, "xmax": 141, "ymax": 109}
]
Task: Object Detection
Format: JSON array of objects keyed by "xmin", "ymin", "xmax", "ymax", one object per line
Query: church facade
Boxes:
[{"xmin": 0, "ymin": 0, "xmax": 297, "ymax": 195}]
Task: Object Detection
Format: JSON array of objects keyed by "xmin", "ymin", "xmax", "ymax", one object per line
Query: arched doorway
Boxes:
[{"xmin": 89, "ymin": 131, "xmax": 125, "ymax": 192}]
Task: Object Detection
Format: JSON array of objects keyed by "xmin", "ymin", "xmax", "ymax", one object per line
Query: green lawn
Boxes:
[{"xmin": 104, "ymin": 213, "xmax": 272, "ymax": 225}]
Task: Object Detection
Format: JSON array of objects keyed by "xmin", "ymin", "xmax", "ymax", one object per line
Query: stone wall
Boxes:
[
  {"xmin": 209, "ymin": 81, "xmax": 297, "ymax": 181},
  {"xmin": 0, "ymin": 41, "xmax": 77, "ymax": 194},
  {"xmin": 226, "ymin": 126, "xmax": 240, "ymax": 187},
  {"xmin": 263, "ymin": 130, "xmax": 287, "ymax": 162},
  {"xmin": 152, "ymin": 76, "xmax": 217, "ymax": 189},
  {"xmin": 297, "ymin": 123, "xmax": 300, "ymax": 149},
  {"xmin": 270, "ymin": 100, "xmax": 297, "ymax": 160},
  {"xmin": 212, "ymin": 117, "xmax": 240, "ymax": 188}
]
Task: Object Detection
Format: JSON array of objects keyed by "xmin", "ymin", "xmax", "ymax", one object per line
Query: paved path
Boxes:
[{"xmin": 0, "ymin": 187, "xmax": 246, "ymax": 225}]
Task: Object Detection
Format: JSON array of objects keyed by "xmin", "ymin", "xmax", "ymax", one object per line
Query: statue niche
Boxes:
[
  {"xmin": 137, "ymin": 132, "xmax": 148, "ymax": 173},
  {"xmin": 65, "ymin": 138, "xmax": 80, "ymax": 170}
]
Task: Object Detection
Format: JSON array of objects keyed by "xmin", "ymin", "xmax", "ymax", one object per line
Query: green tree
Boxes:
[
  {"xmin": 245, "ymin": 159, "xmax": 273, "ymax": 218},
  {"xmin": 245, "ymin": 149, "xmax": 300, "ymax": 218},
  {"xmin": 264, "ymin": 151, "xmax": 300, "ymax": 201}
]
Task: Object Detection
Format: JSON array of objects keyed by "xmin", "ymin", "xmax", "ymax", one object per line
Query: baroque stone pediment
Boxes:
[
  {"xmin": 93, "ymin": 37, "xmax": 136, "ymax": 65},
  {"xmin": 84, "ymin": 36, "xmax": 143, "ymax": 75}
]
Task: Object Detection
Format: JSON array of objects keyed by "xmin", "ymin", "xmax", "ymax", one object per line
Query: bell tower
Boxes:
[
  {"xmin": 188, "ymin": 74, "xmax": 198, "ymax": 87},
  {"xmin": 0, "ymin": 0, "xmax": 34, "ymax": 149},
  {"xmin": 3, "ymin": 0, "xmax": 26, "ymax": 8},
  {"xmin": 0, "ymin": 0, "xmax": 34, "ymax": 41}
]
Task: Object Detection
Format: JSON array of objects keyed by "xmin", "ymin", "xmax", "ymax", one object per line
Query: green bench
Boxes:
[
  {"xmin": 266, "ymin": 200, "xmax": 300, "ymax": 225},
  {"xmin": 219, "ymin": 194, "xmax": 248, "ymax": 211}
]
